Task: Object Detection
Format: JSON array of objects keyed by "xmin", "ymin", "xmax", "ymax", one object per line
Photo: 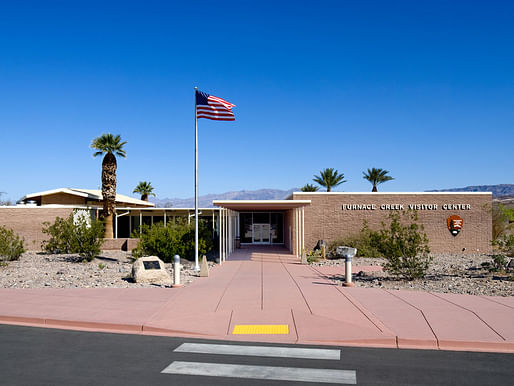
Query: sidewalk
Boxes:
[{"xmin": 0, "ymin": 247, "xmax": 513, "ymax": 353}]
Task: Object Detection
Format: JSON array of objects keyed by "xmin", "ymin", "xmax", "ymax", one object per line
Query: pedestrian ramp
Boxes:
[{"xmin": 161, "ymin": 342, "xmax": 357, "ymax": 384}]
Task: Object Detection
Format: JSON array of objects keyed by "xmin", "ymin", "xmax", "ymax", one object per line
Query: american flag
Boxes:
[{"xmin": 196, "ymin": 90, "xmax": 236, "ymax": 121}]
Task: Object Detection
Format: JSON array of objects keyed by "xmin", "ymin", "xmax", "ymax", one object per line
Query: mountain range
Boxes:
[
  {"xmin": 150, "ymin": 184, "xmax": 514, "ymax": 208},
  {"xmin": 150, "ymin": 188, "xmax": 298, "ymax": 208}
]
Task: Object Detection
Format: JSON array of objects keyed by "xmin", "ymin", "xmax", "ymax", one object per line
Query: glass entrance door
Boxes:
[{"xmin": 252, "ymin": 223, "xmax": 271, "ymax": 244}]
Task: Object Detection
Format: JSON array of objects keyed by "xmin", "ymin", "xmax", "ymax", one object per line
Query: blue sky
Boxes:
[{"xmin": 1, "ymin": 0, "xmax": 513, "ymax": 202}]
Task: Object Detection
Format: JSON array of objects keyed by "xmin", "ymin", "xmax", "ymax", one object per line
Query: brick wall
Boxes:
[
  {"xmin": 102, "ymin": 238, "xmax": 139, "ymax": 251},
  {"xmin": 0, "ymin": 208, "xmax": 141, "ymax": 252},
  {"xmin": 0, "ymin": 207, "xmax": 74, "ymax": 250},
  {"xmin": 41, "ymin": 193, "xmax": 86, "ymax": 206},
  {"xmin": 292, "ymin": 193, "xmax": 492, "ymax": 254}
]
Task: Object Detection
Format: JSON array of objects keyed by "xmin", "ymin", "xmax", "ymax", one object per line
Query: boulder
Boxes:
[{"xmin": 131, "ymin": 256, "xmax": 172, "ymax": 286}]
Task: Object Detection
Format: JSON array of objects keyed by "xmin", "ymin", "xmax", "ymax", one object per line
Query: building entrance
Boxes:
[
  {"xmin": 240, "ymin": 212, "xmax": 284, "ymax": 245},
  {"xmin": 252, "ymin": 223, "xmax": 271, "ymax": 244}
]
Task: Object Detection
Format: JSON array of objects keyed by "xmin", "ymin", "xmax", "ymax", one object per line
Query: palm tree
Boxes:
[
  {"xmin": 133, "ymin": 181, "xmax": 156, "ymax": 201},
  {"xmin": 301, "ymin": 184, "xmax": 319, "ymax": 192},
  {"xmin": 91, "ymin": 133, "xmax": 127, "ymax": 238},
  {"xmin": 313, "ymin": 168, "xmax": 346, "ymax": 192},
  {"xmin": 363, "ymin": 167, "xmax": 394, "ymax": 192}
]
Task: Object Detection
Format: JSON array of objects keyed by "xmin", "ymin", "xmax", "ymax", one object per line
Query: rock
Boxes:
[
  {"xmin": 131, "ymin": 256, "xmax": 172, "ymax": 286},
  {"xmin": 199, "ymin": 255, "xmax": 209, "ymax": 277}
]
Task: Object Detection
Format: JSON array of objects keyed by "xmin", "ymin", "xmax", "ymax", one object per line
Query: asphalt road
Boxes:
[{"xmin": 0, "ymin": 324, "xmax": 512, "ymax": 385}]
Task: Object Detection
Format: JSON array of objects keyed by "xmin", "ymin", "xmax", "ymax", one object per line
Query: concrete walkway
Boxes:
[{"xmin": 0, "ymin": 247, "xmax": 513, "ymax": 353}]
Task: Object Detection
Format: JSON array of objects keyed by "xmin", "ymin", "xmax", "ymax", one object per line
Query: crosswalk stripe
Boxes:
[
  {"xmin": 174, "ymin": 343, "xmax": 341, "ymax": 360},
  {"xmin": 162, "ymin": 361, "xmax": 357, "ymax": 384}
]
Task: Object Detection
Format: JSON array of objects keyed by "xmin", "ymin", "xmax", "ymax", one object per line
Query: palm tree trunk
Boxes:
[
  {"xmin": 141, "ymin": 194, "xmax": 148, "ymax": 201},
  {"xmin": 101, "ymin": 153, "xmax": 117, "ymax": 238},
  {"xmin": 372, "ymin": 185, "xmax": 378, "ymax": 192}
]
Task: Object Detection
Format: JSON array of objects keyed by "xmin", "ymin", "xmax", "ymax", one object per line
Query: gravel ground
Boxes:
[
  {"xmin": 1, "ymin": 252, "xmax": 512, "ymax": 297},
  {"xmin": 0, "ymin": 251, "xmax": 215, "ymax": 289},
  {"xmin": 311, "ymin": 254, "xmax": 514, "ymax": 297}
]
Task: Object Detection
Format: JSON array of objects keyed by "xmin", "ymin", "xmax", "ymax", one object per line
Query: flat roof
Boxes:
[
  {"xmin": 213, "ymin": 200, "xmax": 311, "ymax": 210},
  {"xmin": 22, "ymin": 188, "xmax": 154, "ymax": 207},
  {"xmin": 288, "ymin": 191, "xmax": 493, "ymax": 198}
]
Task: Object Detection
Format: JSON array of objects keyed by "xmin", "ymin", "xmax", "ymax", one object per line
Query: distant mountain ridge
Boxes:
[
  {"xmin": 427, "ymin": 184, "xmax": 514, "ymax": 197},
  {"xmin": 150, "ymin": 188, "xmax": 298, "ymax": 208},
  {"xmin": 151, "ymin": 184, "xmax": 513, "ymax": 208}
]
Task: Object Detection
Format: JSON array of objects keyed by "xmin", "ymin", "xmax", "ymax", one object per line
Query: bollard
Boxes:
[
  {"xmin": 336, "ymin": 246, "xmax": 357, "ymax": 287},
  {"xmin": 172, "ymin": 254, "xmax": 183, "ymax": 288},
  {"xmin": 344, "ymin": 254, "xmax": 354, "ymax": 287}
]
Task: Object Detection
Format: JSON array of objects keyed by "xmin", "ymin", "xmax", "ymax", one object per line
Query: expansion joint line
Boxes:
[
  {"xmin": 385, "ymin": 290, "xmax": 440, "ymax": 349},
  {"xmin": 291, "ymin": 308, "xmax": 299, "ymax": 344},
  {"xmin": 226, "ymin": 310, "xmax": 234, "ymax": 336},
  {"xmin": 310, "ymin": 265, "xmax": 386, "ymax": 334},
  {"xmin": 261, "ymin": 254, "xmax": 264, "ymax": 310},
  {"xmin": 479, "ymin": 295, "xmax": 514, "ymax": 310},
  {"xmin": 429, "ymin": 292, "xmax": 506, "ymax": 341},
  {"xmin": 279, "ymin": 256, "xmax": 313, "ymax": 314},
  {"xmin": 214, "ymin": 260, "xmax": 245, "ymax": 313}
]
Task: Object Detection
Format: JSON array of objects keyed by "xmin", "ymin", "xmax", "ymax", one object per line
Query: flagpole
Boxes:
[{"xmin": 194, "ymin": 86, "xmax": 200, "ymax": 271}]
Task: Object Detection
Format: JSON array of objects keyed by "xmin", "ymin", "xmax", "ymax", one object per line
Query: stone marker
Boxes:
[
  {"xmin": 131, "ymin": 256, "xmax": 172, "ymax": 286},
  {"xmin": 199, "ymin": 255, "xmax": 209, "ymax": 277}
]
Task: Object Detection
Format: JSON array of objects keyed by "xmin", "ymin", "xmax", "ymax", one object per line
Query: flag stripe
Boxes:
[{"xmin": 196, "ymin": 90, "xmax": 235, "ymax": 121}]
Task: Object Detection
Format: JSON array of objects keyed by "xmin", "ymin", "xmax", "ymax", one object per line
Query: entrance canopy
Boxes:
[{"xmin": 213, "ymin": 199, "xmax": 311, "ymax": 259}]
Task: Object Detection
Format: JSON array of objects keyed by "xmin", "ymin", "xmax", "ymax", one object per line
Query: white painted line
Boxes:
[
  {"xmin": 174, "ymin": 343, "xmax": 340, "ymax": 360},
  {"xmin": 162, "ymin": 361, "xmax": 357, "ymax": 384}
]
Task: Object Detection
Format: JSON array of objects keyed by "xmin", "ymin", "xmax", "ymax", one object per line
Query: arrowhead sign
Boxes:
[{"xmin": 447, "ymin": 215, "xmax": 464, "ymax": 236}]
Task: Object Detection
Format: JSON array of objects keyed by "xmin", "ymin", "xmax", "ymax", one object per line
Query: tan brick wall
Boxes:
[
  {"xmin": 41, "ymin": 193, "xmax": 86, "ymax": 206},
  {"xmin": 0, "ymin": 208, "xmax": 141, "ymax": 252},
  {"xmin": 0, "ymin": 207, "xmax": 74, "ymax": 251},
  {"xmin": 102, "ymin": 238, "xmax": 139, "ymax": 251},
  {"xmin": 292, "ymin": 193, "xmax": 492, "ymax": 254}
]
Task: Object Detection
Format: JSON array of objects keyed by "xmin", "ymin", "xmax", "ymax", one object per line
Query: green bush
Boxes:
[
  {"xmin": 306, "ymin": 249, "xmax": 323, "ymax": 263},
  {"xmin": 329, "ymin": 211, "xmax": 431, "ymax": 280},
  {"xmin": 41, "ymin": 210, "xmax": 104, "ymax": 261},
  {"xmin": 132, "ymin": 219, "xmax": 214, "ymax": 262},
  {"xmin": 328, "ymin": 221, "xmax": 383, "ymax": 258},
  {"xmin": 378, "ymin": 211, "xmax": 431, "ymax": 280},
  {"xmin": 493, "ymin": 234, "xmax": 514, "ymax": 257},
  {"xmin": 0, "ymin": 226, "xmax": 25, "ymax": 261}
]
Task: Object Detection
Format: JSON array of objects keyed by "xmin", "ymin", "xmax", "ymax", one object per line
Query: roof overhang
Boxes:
[{"xmin": 213, "ymin": 200, "xmax": 311, "ymax": 211}]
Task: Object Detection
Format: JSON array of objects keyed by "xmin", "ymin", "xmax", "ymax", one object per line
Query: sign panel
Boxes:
[{"xmin": 447, "ymin": 215, "xmax": 464, "ymax": 236}]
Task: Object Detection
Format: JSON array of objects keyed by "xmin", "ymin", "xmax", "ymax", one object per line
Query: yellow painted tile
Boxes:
[{"xmin": 232, "ymin": 324, "xmax": 289, "ymax": 335}]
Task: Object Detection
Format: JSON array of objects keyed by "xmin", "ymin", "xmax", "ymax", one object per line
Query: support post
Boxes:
[
  {"xmin": 218, "ymin": 210, "xmax": 222, "ymax": 264},
  {"xmin": 301, "ymin": 206, "xmax": 305, "ymax": 257},
  {"xmin": 193, "ymin": 87, "xmax": 200, "ymax": 271}
]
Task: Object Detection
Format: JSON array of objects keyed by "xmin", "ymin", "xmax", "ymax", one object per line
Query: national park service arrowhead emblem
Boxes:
[{"xmin": 447, "ymin": 215, "xmax": 463, "ymax": 236}]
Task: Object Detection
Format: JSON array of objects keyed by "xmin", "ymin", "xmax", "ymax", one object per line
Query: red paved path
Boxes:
[{"xmin": 0, "ymin": 247, "xmax": 513, "ymax": 353}]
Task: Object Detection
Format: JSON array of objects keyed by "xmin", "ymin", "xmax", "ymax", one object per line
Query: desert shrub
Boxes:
[
  {"xmin": 0, "ymin": 226, "xmax": 25, "ymax": 261},
  {"xmin": 377, "ymin": 210, "xmax": 431, "ymax": 280},
  {"xmin": 490, "ymin": 203, "xmax": 514, "ymax": 240},
  {"xmin": 328, "ymin": 222, "xmax": 383, "ymax": 258},
  {"xmin": 328, "ymin": 212, "xmax": 431, "ymax": 279},
  {"xmin": 306, "ymin": 249, "xmax": 323, "ymax": 263},
  {"xmin": 41, "ymin": 210, "xmax": 104, "ymax": 261},
  {"xmin": 132, "ymin": 219, "xmax": 214, "ymax": 262}
]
